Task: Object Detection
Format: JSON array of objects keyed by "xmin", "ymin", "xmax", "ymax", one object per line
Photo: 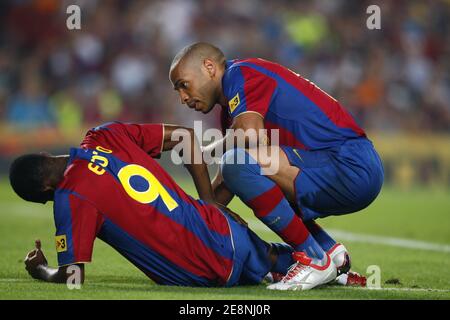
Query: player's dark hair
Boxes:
[{"xmin": 9, "ymin": 154, "xmax": 53, "ymax": 204}]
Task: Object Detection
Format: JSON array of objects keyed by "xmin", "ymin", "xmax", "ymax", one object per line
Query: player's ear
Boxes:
[{"xmin": 203, "ymin": 58, "xmax": 215, "ymax": 78}]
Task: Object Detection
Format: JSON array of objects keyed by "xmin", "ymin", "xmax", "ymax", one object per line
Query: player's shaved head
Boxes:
[
  {"xmin": 169, "ymin": 42, "xmax": 228, "ymax": 114},
  {"xmin": 170, "ymin": 42, "xmax": 225, "ymax": 73}
]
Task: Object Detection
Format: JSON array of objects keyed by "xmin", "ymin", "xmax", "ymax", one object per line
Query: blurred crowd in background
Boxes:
[
  {"xmin": 0, "ymin": 0, "xmax": 449, "ymax": 186},
  {"xmin": 0, "ymin": 0, "xmax": 449, "ymax": 133}
]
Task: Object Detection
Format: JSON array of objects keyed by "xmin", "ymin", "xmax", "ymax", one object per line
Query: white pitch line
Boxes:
[
  {"xmin": 0, "ymin": 279, "xmax": 30, "ymax": 283},
  {"xmin": 249, "ymin": 222, "xmax": 450, "ymax": 253},
  {"xmin": 88, "ymin": 283, "xmax": 450, "ymax": 293},
  {"xmin": 330, "ymin": 286, "xmax": 450, "ymax": 293},
  {"xmin": 0, "ymin": 278, "xmax": 448, "ymax": 294},
  {"xmin": 327, "ymin": 229, "xmax": 450, "ymax": 254}
]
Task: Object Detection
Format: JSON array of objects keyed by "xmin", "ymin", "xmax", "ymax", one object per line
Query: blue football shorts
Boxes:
[{"xmin": 281, "ymin": 138, "xmax": 384, "ymax": 221}]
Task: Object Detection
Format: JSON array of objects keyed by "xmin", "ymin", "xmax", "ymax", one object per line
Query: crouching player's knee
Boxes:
[{"xmin": 220, "ymin": 148, "xmax": 258, "ymax": 193}]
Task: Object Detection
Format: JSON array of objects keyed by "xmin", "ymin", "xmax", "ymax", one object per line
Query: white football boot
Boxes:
[
  {"xmin": 267, "ymin": 251, "xmax": 337, "ymax": 291},
  {"xmin": 327, "ymin": 243, "xmax": 351, "ymax": 276}
]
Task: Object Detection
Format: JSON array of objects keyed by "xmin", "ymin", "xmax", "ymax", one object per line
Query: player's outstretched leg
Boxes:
[{"xmin": 221, "ymin": 148, "xmax": 336, "ymax": 290}]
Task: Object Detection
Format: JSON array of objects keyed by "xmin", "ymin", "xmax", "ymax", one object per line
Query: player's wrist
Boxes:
[{"xmin": 27, "ymin": 264, "xmax": 46, "ymax": 280}]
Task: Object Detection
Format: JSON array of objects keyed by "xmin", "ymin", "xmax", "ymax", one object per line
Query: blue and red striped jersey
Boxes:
[
  {"xmin": 53, "ymin": 122, "xmax": 235, "ymax": 286},
  {"xmin": 221, "ymin": 58, "xmax": 366, "ymax": 150}
]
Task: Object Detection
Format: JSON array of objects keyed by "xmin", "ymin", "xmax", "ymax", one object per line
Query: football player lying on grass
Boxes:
[{"xmin": 10, "ymin": 122, "xmax": 301, "ymax": 287}]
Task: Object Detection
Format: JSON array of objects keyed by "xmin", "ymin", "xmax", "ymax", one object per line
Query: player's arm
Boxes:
[
  {"xmin": 203, "ymin": 112, "xmax": 266, "ymax": 156},
  {"xmin": 205, "ymin": 66, "xmax": 276, "ymax": 206},
  {"xmin": 205, "ymin": 63, "xmax": 274, "ymax": 157},
  {"xmin": 161, "ymin": 124, "xmax": 216, "ymax": 205},
  {"xmin": 203, "ymin": 113, "xmax": 267, "ymax": 206},
  {"xmin": 211, "ymin": 170, "xmax": 234, "ymax": 206},
  {"xmin": 24, "ymin": 240, "xmax": 85, "ymax": 284}
]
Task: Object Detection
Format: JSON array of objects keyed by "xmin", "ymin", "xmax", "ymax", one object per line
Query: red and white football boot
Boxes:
[{"xmin": 267, "ymin": 252, "xmax": 337, "ymax": 291}]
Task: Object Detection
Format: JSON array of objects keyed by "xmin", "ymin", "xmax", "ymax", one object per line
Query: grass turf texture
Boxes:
[{"xmin": 0, "ymin": 176, "xmax": 449, "ymax": 300}]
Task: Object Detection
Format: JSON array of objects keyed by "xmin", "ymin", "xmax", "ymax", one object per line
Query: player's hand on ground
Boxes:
[{"xmin": 24, "ymin": 240, "xmax": 48, "ymax": 278}]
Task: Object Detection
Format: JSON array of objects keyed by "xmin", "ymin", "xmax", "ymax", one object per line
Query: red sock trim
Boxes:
[
  {"xmin": 278, "ymin": 215, "xmax": 310, "ymax": 247},
  {"xmin": 247, "ymin": 185, "xmax": 285, "ymax": 218}
]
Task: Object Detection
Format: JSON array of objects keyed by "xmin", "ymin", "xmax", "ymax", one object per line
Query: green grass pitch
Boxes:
[{"xmin": 0, "ymin": 175, "xmax": 449, "ymax": 300}]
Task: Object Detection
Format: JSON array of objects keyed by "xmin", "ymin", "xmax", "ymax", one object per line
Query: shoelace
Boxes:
[{"xmin": 282, "ymin": 262, "xmax": 307, "ymax": 282}]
